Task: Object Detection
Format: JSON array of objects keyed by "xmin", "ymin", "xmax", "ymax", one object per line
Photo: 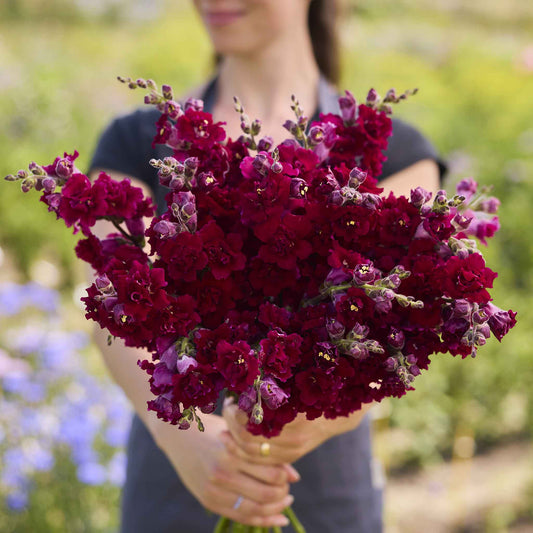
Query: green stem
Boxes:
[
  {"xmin": 214, "ymin": 516, "xmax": 230, "ymax": 533},
  {"xmin": 272, "ymin": 527, "xmax": 283, "ymax": 533},
  {"xmin": 284, "ymin": 506, "xmax": 306, "ymax": 533}
]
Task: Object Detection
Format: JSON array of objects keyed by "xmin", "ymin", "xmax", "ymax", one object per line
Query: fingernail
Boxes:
[
  {"xmin": 288, "ymin": 465, "xmax": 301, "ymax": 482},
  {"xmin": 283, "ymin": 495, "xmax": 294, "ymax": 507},
  {"xmin": 274, "ymin": 516, "xmax": 290, "ymax": 527}
]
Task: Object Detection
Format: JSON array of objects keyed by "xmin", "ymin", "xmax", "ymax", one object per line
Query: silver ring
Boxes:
[{"xmin": 233, "ymin": 495, "xmax": 244, "ymax": 510}]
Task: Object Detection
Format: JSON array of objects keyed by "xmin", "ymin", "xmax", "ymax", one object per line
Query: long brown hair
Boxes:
[{"xmin": 308, "ymin": 0, "xmax": 341, "ymax": 86}]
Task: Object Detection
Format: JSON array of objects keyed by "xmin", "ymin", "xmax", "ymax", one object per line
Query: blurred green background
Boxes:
[{"xmin": 0, "ymin": 0, "xmax": 532, "ymax": 531}]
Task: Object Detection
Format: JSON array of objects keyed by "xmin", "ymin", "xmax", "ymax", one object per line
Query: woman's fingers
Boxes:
[
  {"xmin": 205, "ymin": 483, "xmax": 292, "ymax": 528},
  {"xmin": 211, "ymin": 459, "xmax": 290, "ymax": 504},
  {"xmin": 231, "ymin": 450, "xmax": 295, "ymax": 486}
]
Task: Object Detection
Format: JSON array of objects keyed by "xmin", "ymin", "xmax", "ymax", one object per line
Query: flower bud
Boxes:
[
  {"xmin": 472, "ymin": 308, "xmax": 489, "ymax": 325},
  {"xmin": 453, "ymin": 213, "xmax": 473, "ymax": 230},
  {"xmin": 240, "ymin": 115, "xmax": 251, "ymax": 134},
  {"xmin": 271, "ymin": 161, "xmax": 283, "ymax": 173},
  {"xmin": 4, "ymin": 174, "xmax": 17, "ymax": 181},
  {"xmin": 326, "ymin": 318, "xmax": 345, "ymax": 340},
  {"xmin": 176, "ymin": 354, "xmax": 197, "ymax": 374},
  {"xmin": 45, "ymin": 193, "xmax": 61, "ymax": 210},
  {"xmin": 364, "ymin": 339, "xmax": 385, "ymax": 354},
  {"xmin": 384, "ymin": 357, "xmax": 398, "ymax": 372},
  {"xmin": 350, "ymin": 322, "xmax": 369, "ymax": 340},
  {"xmin": 251, "ymin": 403, "xmax": 264, "ymax": 424},
  {"xmin": 433, "ymin": 189, "xmax": 448, "ymax": 208},
  {"xmin": 405, "ymin": 354, "xmax": 417, "ymax": 365},
  {"xmin": 184, "ymin": 97, "xmax": 203, "ymax": 111},
  {"xmin": 381, "ymin": 274, "xmax": 401, "ymax": 289},
  {"xmin": 42, "ymin": 177, "xmax": 57, "ymax": 193},
  {"xmin": 283, "ymin": 119, "xmax": 299, "ymax": 137},
  {"xmin": 257, "ymin": 136, "xmax": 274, "ymax": 152},
  {"xmin": 297, "ymin": 114, "xmax": 308, "ymax": 128},
  {"xmin": 366, "ymin": 88, "xmax": 379, "ymax": 105},
  {"xmin": 476, "ymin": 323, "xmax": 491, "ymax": 340},
  {"xmin": 328, "ymin": 189, "xmax": 344, "ymax": 206},
  {"xmin": 456, "ymin": 177, "xmax": 477, "ymax": 202},
  {"xmin": 153, "ymin": 220, "xmax": 178, "ymax": 238},
  {"xmin": 324, "ymin": 267, "xmax": 352, "ymax": 287},
  {"xmin": 409, "ymin": 365, "xmax": 421, "ymax": 376},
  {"xmin": 251, "ymin": 119, "xmax": 262, "ymax": 136},
  {"xmin": 238, "ymin": 387, "xmax": 257, "ymax": 413},
  {"xmin": 260, "ymin": 377, "xmax": 288, "ymax": 409},
  {"xmin": 410, "ymin": 186, "xmax": 432, "ymax": 208},
  {"xmin": 308, "ymin": 125, "xmax": 325, "ymax": 145},
  {"xmin": 168, "ymin": 175, "xmax": 185, "ymax": 190},
  {"xmin": 177, "ymin": 412, "xmax": 191, "ymax": 430},
  {"xmin": 162, "ymin": 100, "xmax": 180, "ymax": 120},
  {"xmin": 233, "ymin": 96, "xmax": 244, "ymax": 114},
  {"xmin": 21, "ymin": 177, "xmax": 36, "ymax": 193},
  {"xmin": 95, "ymin": 274, "xmax": 114, "ymax": 294},
  {"xmin": 160, "ymin": 84, "xmax": 173, "ymax": 99},
  {"xmin": 461, "ymin": 329, "xmax": 476, "ymax": 347},
  {"xmin": 479, "ymin": 197, "xmax": 500, "ymax": 214},
  {"xmin": 182, "ymin": 159, "xmax": 198, "ymax": 180},
  {"xmin": 339, "ymin": 90, "xmax": 358, "ymax": 125},
  {"xmin": 252, "ymin": 153, "xmax": 271, "ymax": 176},
  {"xmin": 201, "ymin": 402, "xmax": 217, "ymax": 415},
  {"xmin": 454, "ymin": 299, "xmax": 471, "ymax": 317},
  {"xmin": 374, "ymin": 295, "xmax": 393, "ymax": 313},
  {"xmin": 126, "ymin": 217, "xmax": 145, "ymax": 237},
  {"xmin": 348, "ymin": 167, "xmax": 367, "ymax": 188},
  {"xmin": 383, "ymin": 88, "xmax": 397, "ymax": 103},
  {"xmin": 362, "ymin": 193, "xmax": 381, "ymax": 210},
  {"xmin": 348, "ymin": 343, "xmax": 369, "ymax": 360},
  {"xmin": 55, "ymin": 158, "xmax": 74, "ymax": 179},
  {"xmin": 29, "ymin": 161, "xmax": 46, "ymax": 176}
]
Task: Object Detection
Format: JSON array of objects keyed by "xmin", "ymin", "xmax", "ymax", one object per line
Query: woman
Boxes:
[{"xmin": 89, "ymin": 1, "xmax": 446, "ymax": 531}]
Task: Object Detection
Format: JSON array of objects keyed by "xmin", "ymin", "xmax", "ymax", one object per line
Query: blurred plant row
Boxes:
[
  {"xmin": 0, "ymin": 1, "xmax": 532, "ymax": 531},
  {"xmin": 0, "ymin": 283, "xmax": 131, "ymax": 532}
]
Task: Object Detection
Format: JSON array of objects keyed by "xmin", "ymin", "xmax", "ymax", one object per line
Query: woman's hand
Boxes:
[
  {"xmin": 222, "ymin": 398, "xmax": 374, "ymax": 465},
  {"xmin": 150, "ymin": 412, "xmax": 298, "ymax": 528}
]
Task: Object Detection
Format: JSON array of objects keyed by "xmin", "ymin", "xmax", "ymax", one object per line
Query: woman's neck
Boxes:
[{"xmin": 214, "ymin": 27, "xmax": 321, "ymax": 129}]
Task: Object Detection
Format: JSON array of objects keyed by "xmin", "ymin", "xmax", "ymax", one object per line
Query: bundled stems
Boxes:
[{"xmin": 214, "ymin": 508, "xmax": 305, "ymax": 532}]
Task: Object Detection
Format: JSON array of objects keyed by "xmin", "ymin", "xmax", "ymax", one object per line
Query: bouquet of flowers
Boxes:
[{"xmin": 5, "ymin": 77, "xmax": 516, "ymax": 532}]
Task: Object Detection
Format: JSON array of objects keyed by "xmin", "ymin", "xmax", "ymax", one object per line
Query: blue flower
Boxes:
[
  {"xmin": 77, "ymin": 462, "xmax": 107, "ymax": 485},
  {"xmin": 6, "ymin": 490, "xmax": 29, "ymax": 511}
]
